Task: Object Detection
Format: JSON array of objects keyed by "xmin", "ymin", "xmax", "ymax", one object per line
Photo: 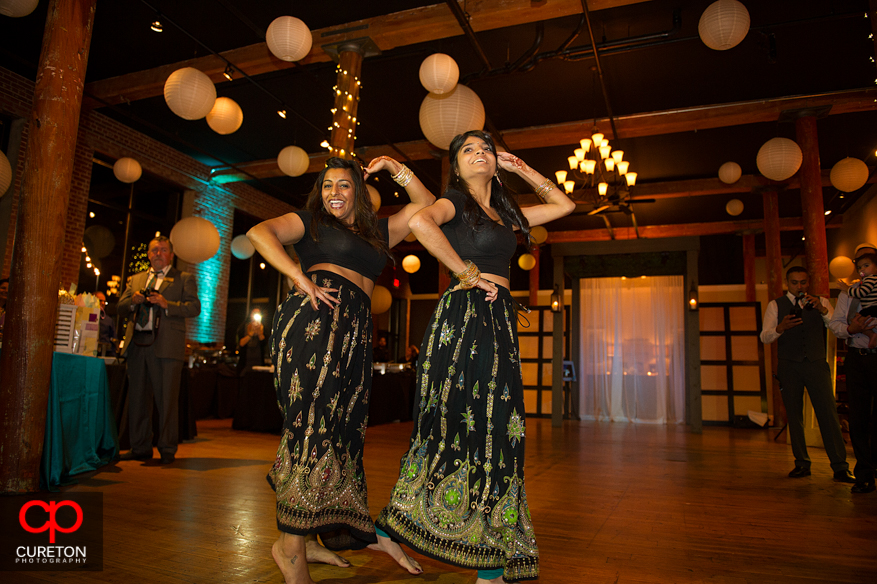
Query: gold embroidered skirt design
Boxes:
[
  {"xmin": 267, "ymin": 271, "xmax": 377, "ymax": 547},
  {"xmin": 377, "ymin": 286, "xmax": 539, "ymax": 581}
]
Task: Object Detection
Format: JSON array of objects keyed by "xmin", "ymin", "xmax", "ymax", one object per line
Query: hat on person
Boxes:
[{"xmin": 854, "ymin": 243, "xmax": 877, "ymax": 256}]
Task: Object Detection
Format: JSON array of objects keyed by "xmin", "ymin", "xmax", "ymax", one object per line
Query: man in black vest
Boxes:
[
  {"xmin": 760, "ymin": 266, "xmax": 853, "ymax": 482},
  {"xmin": 829, "ymin": 243, "xmax": 877, "ymax": 494}
]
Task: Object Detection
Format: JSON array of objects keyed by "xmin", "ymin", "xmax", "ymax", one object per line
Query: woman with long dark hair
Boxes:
[
  {"xmin": 248, "ymin": 156, "xmax": 433, "ymax": 584},
  {"xmin": 376, "ymin": 130, "xmax": 575, "ymax": 583}
]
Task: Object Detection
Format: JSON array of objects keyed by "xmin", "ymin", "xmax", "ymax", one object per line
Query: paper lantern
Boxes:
[
  {"xmin": 366, "ymin": 184, "xmax": 382, "ymax": 212},
  {"xmin": 718, "ymin": 161, "xmax": 741, "ymax": 184},
  {"xmin": 401, "ymin": 255, "xmax": 421, "ymax": 274},
  {"xmin": 83, "ymin": 225, "xmax": 115, "ymax": 258},
  {"xmin": 277, "ymin": 145, "xmax": 309, "ymax": 177},
  {"xmin": 518, "ymin": 253, "xmax": 536, "ymax": 271},
  {"xmin": 725, "ymin": 199, "xmax": 744, "ymax": 216},
  {"xmin": 756, "ymin": 138, "xmax": 802, "ymax": 182},
  {"xmin": 371, "ymin": 285, "xmax": 392, "ymax": 314},
  {"xmin": 164, "ymin": 67, "xmax": 217, "ymax": 120},
  {"xmin": 231, "ymin": 234, "xmax": 255, "ymax": 260},
  {"xmin": 113, "ymin": 157, "xmax": 142, "ymax": 183},
  {"xmin": 698, "ymin": 0, "xmax": 750, "ymax": 51},
  {"xmin": 169, "ymin": 216, "xmax": 220, "ymax": 264},
  {"xmin": 419, "ymin": 85, "xmax": 485, "ymax": 150},
  {"xmin": 829, "ymin": 256, "xmax": 855, "ymax": 280},
  {"xmin": 206, "ymin": 97, "xmax": 243, "ymax": 135},
  {"xmin": 419, "ymin": 53, "xmax": 459, "ymax": 95},
  {"xmin": 830, "ymin": 157, "xmax": 869, "ymax": 193},
  {"xmin": 529, "ymin": 226, "xmax": 548, "ymax": 245},
  {"xmin": 0, "ymin": 150, "xmax": 12, "ymax": 196},
  {"xmin": 0, "ymin": 0, "xmax": 39, "ymax": 17},
  {"xmin": 404, "ymin": 232, "xmax": 417, "ymax": 242},
  {"xmin": 266, "ymin": 16, "xmax": 312, "ymax": 62}
]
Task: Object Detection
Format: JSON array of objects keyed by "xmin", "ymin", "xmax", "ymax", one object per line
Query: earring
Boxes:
[{"xmin": 495, "ymin": 172, "xmax": 503, "ymax": 187}]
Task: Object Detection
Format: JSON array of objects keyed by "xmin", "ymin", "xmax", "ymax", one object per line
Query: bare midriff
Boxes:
[{"xmin": 308, "ymin": 263, "xmax": 375, "ymax": 297}]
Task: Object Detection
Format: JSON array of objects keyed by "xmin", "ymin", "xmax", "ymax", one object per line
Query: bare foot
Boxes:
[
  {"xmin": 304, "ymin": 534, "xmax": 350, "ymax": 567},
  {"xmin": 367, "ymin": 533, "xmax": 423, "ymax": 575},
  {"xmin": 272, "ymin": 534, "xmax": 315, "ymax": 584}
]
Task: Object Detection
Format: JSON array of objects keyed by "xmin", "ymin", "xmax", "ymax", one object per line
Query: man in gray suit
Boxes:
[{"xmin": 117, "ymin": 236, "xmax": 200, "ymax": 464}]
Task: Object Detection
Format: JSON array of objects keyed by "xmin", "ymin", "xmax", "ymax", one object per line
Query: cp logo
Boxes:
[{"xmin": 19, "ymin": 500, "xmax": 83, "ymax": 543}]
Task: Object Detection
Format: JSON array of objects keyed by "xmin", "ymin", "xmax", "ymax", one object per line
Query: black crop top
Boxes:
[
  {"xmin": 293, "ymin": 210, "xmax": 390, "ymax": 281},
  {"xmin": 440, "ymin": 189, "xmax": 517, "ymax": 278}
]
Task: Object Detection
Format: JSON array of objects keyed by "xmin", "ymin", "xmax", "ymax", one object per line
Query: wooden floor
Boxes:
[{"xmin": 11, "ymin": 418, "xmax": 877, "ymax": 583}]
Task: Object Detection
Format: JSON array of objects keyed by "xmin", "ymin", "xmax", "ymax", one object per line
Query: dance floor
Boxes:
[{"xmin": 12, "ymin": 418, "xmax": 877, "ymax": 583}]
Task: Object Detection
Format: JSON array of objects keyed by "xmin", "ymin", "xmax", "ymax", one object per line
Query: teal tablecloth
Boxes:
[{"xmin": 40, "ymin": 352, "xmax": 119, "ymax": 490}]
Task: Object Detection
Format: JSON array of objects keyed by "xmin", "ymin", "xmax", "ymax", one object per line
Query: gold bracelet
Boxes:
[
  {"xmin": 391, "ymin": 165, "xmax": 413, "ymax": 187},
  {"xmin": 534, "ymin": 178, "xmax": 556, "ymax": 202},
  {"xmin": 453, "ymin": 260, "xmax": 481, "ymax": 289}
]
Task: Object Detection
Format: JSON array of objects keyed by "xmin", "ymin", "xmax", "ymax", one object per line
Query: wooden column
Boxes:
[
  {"xmin": 795, "ymin": 116, "xmax": 829, "ymax": 296},
  {"xmin": 763, "ymin": 189, "xmax": 786, "ymax": 427},
  {"xmin": 529, "ymin": 246, "xmax": 540, "ymax": 306},
  {"xmin": 0, "ymin": 0, "xmax": 96, "ymax": 493},
  {"xmin": 742, "ymin": 233, "xmax": 756, "ymax": 302},
  {"xmin": 329, "ymin": 47, "xmax": 363, "ymax": 159},
  {"xmin": 552, "ymin": 256, "xmax": 564, "ymax": 428}
]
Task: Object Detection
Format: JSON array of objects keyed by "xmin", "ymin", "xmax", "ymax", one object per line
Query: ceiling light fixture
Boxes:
[
  {"xmin": 223, "ymin": 64, "xmax": 234, "ymax": 81},
  {"xmin": 150, "ymin": 13, "xmax": 163, "ymax": 33},
  {"xmin": 556, "ymin": 128, "xmax": 636, "ymax": 211},
  {"xmin": 277, "ymin": 108, "xmax": 287, "ymax": 119}
]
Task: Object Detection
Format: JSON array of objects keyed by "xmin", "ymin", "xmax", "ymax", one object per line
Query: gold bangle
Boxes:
[
  {"xmin": 391, "ymin": 165, "xmax": 413, "ymax": 187},
  {"xmin": 453, "ymin": 260, "xmax": 481, "ymax": 289},
  {"xmin": 534, "ymin": 178, "xmax": 555, "ymax": 202}
]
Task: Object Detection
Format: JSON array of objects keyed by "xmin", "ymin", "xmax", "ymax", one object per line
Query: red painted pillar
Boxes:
[
  {"xmin": 795, "ymin": 116, "xmax": 829, "ymax": 297},
  {"xmin": 743, "ymin": 233, "xmax": 756, "ymax": 303},
  {"xmin": 763, "ymin": 189, "xmax": 786, "ymax": 427}
]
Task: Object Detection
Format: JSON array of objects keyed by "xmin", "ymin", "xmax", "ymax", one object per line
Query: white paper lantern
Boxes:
[
  {"xmin": 402, "ymin": 255, "xmax": 421, "ymax": 274},
  {"xmin": 518, "ymin": 253, "xmax": 536, "ymax": 271},
  {"xmin": 829, "ymin": 256, "xmax": 855, "ymax": 280},
  {"xmin": 830, "ymin": 157, "xmax": 869, "ymax": 193},
  {"xmin": 113, "ymin": 157, "xmax": 142, "ymax": 183},
  {"xmin": 164, "ymin": 67, "xmax": 217, "ymax": 121},
  {"xmin": 367, "ymin": 184, "xmax": 381, "ymax": 212},
  {"xmin": 266, "ymin": 16, "xmax": 313, "ymax": 62},
  {"xmin": 277, "ymin": 145, "xmax": 309, "ymax": 177},
  {"xmin": 206, "ymin": 97, "xmax": 243, "ymax": 135},
  {"xmin": 0, "ymin": 150, "xmax": 12, "ymax": 196},
  {"xmin": 698, "ymin": 0, "xmax": 750, "ymax": 51},
  {"xmin": 756, "ymin": 137, "xmax": 802, "ymax": 182},
  {"xmin": 170, "ymin": 216, "xmax": 220, "ymax": 264},
  {"xmin": 371, "ymin": 285, "xmax": 392, "ymax": 314},
  {"xmin": 419, "ymin": 53, "xmax": 459, "ymax": 95},
  {"xmin": 231, "ymin": 234, "xmax": 255, "ymax": 260},
  {"xmin": 718, "ymin": 161, "xmax": 741, "ymax": 184},
  {"xmin": 529, "ymin": 225, "xmax": 548, "ymax": 245},
  {"xmin": 725, "ymin": 199, "xmax": 744, "ymax": 216},
  {"xmin": 0, "ymin": 0, "xmax": 39, "ymax": 18},
  {"xmin": 419, "ymin": 85, "xmax": 485, "ymax": 150}
]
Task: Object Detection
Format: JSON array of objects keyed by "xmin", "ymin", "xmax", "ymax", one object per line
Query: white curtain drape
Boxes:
[{"xmin": 578, "ymin": 276, "xmax": 685, "ymax": 424}]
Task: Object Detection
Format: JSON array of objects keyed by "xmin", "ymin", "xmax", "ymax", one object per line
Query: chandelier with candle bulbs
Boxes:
[{"xmin": 554, "ymin": 129, "xmax": 637, "ymax": 214}]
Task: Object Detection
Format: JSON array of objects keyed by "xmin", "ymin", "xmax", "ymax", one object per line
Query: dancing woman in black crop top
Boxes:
[
  {"xmin": 376, "ymin": 131, "xmax": 575, "ymax": 584},
  {"xmin": 247, "ymin": 156, "xmax": 433, "ymax": 584}
]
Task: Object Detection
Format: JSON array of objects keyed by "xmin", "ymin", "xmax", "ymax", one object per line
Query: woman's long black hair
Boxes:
[
  {"xmin": 305, "ymin": 157, "xmax": 391, "ymax": 259},
  {"xmin": 446, "ymin": 130, "xmax": 531, "ymax": 245}
]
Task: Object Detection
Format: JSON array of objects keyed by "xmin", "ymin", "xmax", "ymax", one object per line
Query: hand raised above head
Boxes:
[
  {"xmin": 495, "ymin": 151, "xmax": 529, "ymax": 173},
  {"xmin": 363, "ymin": 155, "xmax": 401, "ymax": 179}
]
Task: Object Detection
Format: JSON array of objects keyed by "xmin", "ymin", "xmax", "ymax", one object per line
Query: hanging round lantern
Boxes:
[
  {"xmin": 529, "ymin": 225, "xmax": 548, "ymax": 245},
  {"xmin": 419, "ymin": 84, "xmax": 485, "ymax": 150},
  {"xmin": 266, "ymin": 16, "xmax": 313, "ymax": 62},
  {"xmin": 113, "ymin": 157, "xmax": 142, "ymax": 183},
  {"xmin": 518, "ymin": 253, "xmax": 537, "ymax": 271},
  {"xmin": 756, "ymin": 137, "xmax": 802, "ymax": 182},
  {"xmin": 83, "ymin": 225, "xmax": 115, "ymax": 259},
  {"xmin": 367, "ymin": 184, "xmax": 381, "ymax": 212},
  {"xmin": 829, "ymin": 256, "xmax": 855, "ymax": 280},
  {"xmin": 371, "ymin": 285, "xmax": 392, "ymax": 314},
  {"xmin": 231, "ymin": 234, "xmax": 255, "ymax": 260},
  {"xmin": 402, "ymin": 254, "xmax": 421, "ymax": 274},
  {"xmin": 830, "ymin": 157, "xmax": 869, "ymax": 193},
  {"xmin": 404, "ymin": 232, "xmax": 417, "ymax": 242},
  {"xmin": 206, "ymin": 97, "xmax": 243, "ymax": 135},
  {"xmin": 0, "ymin": 0, "xmax": 39, "ymax": 18},
  {"xmin": 419, "ymin": 53, "xmax": 459, "ymax": 95},
  {"xmin": 718, "ymin": 161, "xmax": 742, "ymax": 184},
  {"xmin": 0, "ymin": 150, "xmax": 12, "ymax": 196},
  {"xmin": 164, "ymin": 67, "xmax": 217, "ymax": 120},
  {"xmin": 169, "ymin": 216, "xmax": 220, "ymax": 263},
  {"xmin": 277, "ymin": 145, "xmax": 309, "ymax": 177},
  {"xmin": 698, "ymin": 0, "xmax": 750, "ymax": 51},
  {"xmin": 725, "ymin": 199, "xmax": 744, "ymax": 216}
]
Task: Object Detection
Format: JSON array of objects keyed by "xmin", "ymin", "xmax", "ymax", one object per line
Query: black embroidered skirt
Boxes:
[
  {"xmin": 376, "ymin": 285, "xmax": 539, "ymax": 581},
  {"xmin": 266, "ymin": 270, "xmax": 377, "ymax": 547}
]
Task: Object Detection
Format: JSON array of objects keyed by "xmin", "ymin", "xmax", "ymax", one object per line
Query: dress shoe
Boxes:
[
  {"xmin": 833, "ymin": 470, "xmax": 856, "ymax": 483},
  {"xmin": 119, "ymin": 450, "xmax": 151, "ymax": 461},
  {"xmin": 159, "ymin": 453, "xmax": 175, "ymax": 465},
  {"xmin": 851, "ymin": 480, "xmax": 876, "ymax": 494},
  {"xmin": 788, "ymin": 466, "xmax": 811, "ymax": 478}
]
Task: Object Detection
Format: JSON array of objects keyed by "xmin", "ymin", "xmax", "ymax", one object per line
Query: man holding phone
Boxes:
[{"xmin": 237, "ymin": 307, "xmax": 266, "ymax": 372}]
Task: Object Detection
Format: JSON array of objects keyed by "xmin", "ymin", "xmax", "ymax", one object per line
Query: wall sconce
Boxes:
[
  {"xmin": 551, "ymin": 285, "xmax": 562, "ymax": 313},
  {"xmin": 688, "ymin": 287, "xmax": 699, "ymax": 311}
]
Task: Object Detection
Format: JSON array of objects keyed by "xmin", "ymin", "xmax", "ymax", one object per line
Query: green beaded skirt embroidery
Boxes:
[{"xmin": 377, "ymin": 286, "xmax": 539, "ymax": 581}]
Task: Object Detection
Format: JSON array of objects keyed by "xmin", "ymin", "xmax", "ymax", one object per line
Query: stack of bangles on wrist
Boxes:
[
  {"xmin": 534, "ymin": 178, "xmax": 556, "ymax": 202},
  {"xmin": 391, "ymin": 165, "xmax": 413, "ymax": 187},
  {"xmin": 453, "ymin": 260, "xmax": 481, "ymax": 289}
]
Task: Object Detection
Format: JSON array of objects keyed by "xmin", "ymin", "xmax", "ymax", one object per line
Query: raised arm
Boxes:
[
  {"xmin": 496, "ymin": 152, "xmax": 576, "ymax": 227},
  {"xmin": 364, "ymin": 156, "xmax": 435, "ymax": 247}
]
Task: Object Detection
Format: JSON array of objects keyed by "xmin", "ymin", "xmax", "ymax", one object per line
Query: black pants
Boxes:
[{"xmin": 843, "ymin": 350, "xmax": 877, "ymax": 481}]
